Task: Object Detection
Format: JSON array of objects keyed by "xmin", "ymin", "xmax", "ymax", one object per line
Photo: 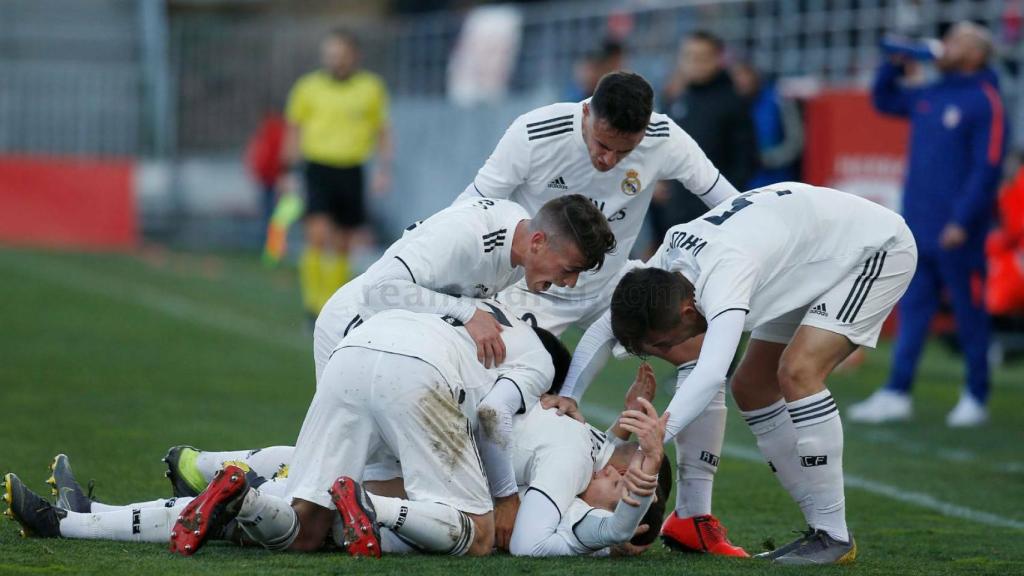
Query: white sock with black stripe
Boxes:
[
  {"xmin": 741, "ymin": 400, "xmax": 814, "ymax": 524},
  {"xmin": 674, "ymin": 375, "xmax": 726, "ymax": 518},
  {"xmin": 368, "ymin": 495, "xmax": 474, "ymax": 555},
  {"xmin": 787, "ymin": 390, "xmax": 848, "ymax": 542}
]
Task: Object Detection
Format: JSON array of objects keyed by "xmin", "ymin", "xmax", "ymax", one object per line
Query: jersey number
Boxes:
[{"xmin": 703, "ymin": 188, "xmax": 791, "ymax": 226}]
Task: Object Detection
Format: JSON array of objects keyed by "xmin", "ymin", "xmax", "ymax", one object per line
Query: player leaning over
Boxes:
[
  {"xmin": 578, "ymin": 182, "xmax": 917, "ymax": 565},
  {"xmin": 313, "ymin": 193, "xmax": 614, "ymax": 377},
  {"xmin": 458, "ymin": 70, "xmax": 745, "ymax": 555}
]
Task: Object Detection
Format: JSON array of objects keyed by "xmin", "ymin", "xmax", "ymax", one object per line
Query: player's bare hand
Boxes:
[
  {"xmin": 466, "ymin": 309, "xmax": 505, "ymax": 368},
  {"xmin": 611, "ymin": 534, "xmax": 650, "ymax": 557},
  {"xmin": 625, "ymin": 363, "xmax": 657, "ymax": 412},
  {"xmin": 617, "ymin": 398, "xmax": 668, "ymax": 458},
  {"xmin": 940, "ymin": 222, "xmax": 967, "ymax": 250},
  {"xmin": 540, "ymin": 394, "xmax": 584, "ymax": 423},
  {"xmin": 622, "ymin": 450, "xmax": 658, "ymax": 505},
  {"xmin": 493, "ymin": 493, "xmax": 520, "ymax": 552}
]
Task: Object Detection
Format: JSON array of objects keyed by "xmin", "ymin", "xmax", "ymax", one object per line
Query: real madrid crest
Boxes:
[{"xmin": 621, "ymin": 169, "xmax": 641, "ymax": 196}]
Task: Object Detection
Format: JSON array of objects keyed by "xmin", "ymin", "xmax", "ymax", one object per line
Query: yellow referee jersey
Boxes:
[{"xmin": 286, "ymin": 70, "xmax": 389, "ymax": 168}]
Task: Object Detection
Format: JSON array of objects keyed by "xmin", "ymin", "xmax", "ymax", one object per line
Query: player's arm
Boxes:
[
  {"xmin": 871, "ymin": 60, "xmax": 917, "ymax": 118},
  {"xmin": 663, "ymin": 120, "xmax": 740, "ymax": 208},
  {"xmin": 475, "ymin": 377, "xmax": 525, "ymax": 551},
  {"xmin": 550, "ymin": 310, "xmax": 616, "ymax": 417},
  {"xmin": 662, "ymin": 308, "xmax": 746, "ymax": 440},
  {"xmin": 508, "ymin": 489, "xmax": 581, "ymax": 556},
  {"xmin": 606, "ymin": 363, "xmax": 657, "ymax": 442},
  {"xmin": 455, "ymin": 116, "xmax": 531, "ymax": 203},
  {"xmin": 949, "ymin": 88, "xmax": 1005, "ymax": 241},
  {"xmin": 370, "ymin": 80, "xmax": 393, "ymax": 195}
]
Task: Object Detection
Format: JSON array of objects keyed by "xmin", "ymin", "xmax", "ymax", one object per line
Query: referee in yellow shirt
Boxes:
[{"xmin": 283, "ymin": 29, "xmax": 392, "ymax": 318}]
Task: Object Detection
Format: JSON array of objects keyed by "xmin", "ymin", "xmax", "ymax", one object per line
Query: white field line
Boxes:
[
  {"xmin": 4, "ymin": 253, "xmax": 308, "ymax": 353},
  {"xmin": 583, "ymin": 405, "xmax": 1024, "ymax": 531},
  {"xmin": 857, "ymin": 428, "xmax": 1024, "ymax": 475}
]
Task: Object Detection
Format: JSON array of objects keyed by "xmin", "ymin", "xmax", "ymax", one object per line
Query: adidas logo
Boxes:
[
  {"xmin": 809, "ymin": 303, "xmax": 828, "ymax": 317},
  {"xmin": 547, "ymin": 176, "xmax": 568, "ymax": 190}
]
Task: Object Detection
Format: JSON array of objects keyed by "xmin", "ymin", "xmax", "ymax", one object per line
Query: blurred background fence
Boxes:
[{"xmin": 2, "ymin": 0, "xmax": 1023, "ymax": 248}]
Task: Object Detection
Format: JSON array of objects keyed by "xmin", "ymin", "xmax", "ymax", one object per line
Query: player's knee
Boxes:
[
  {"xmin": 465, "ymin": 512, "xmax": 495, "ymax": 557},
  {"xmin": 776, "ymin": 357, "xmax": 823, "ymax": 399}
]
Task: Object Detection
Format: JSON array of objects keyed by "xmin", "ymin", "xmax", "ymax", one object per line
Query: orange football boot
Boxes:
[{"xmin": 660, "ymin": 511, "xmax": 749, "ymax": 557}]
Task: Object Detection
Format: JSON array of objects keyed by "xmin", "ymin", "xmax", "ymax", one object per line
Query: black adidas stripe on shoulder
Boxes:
[
  {"xmin": 527, "ymin": 114, "xmax": 575, "ymax": 141},
  {"xmin": 645, "ymin": 119, "xmax": 670, "ymax": 138}
]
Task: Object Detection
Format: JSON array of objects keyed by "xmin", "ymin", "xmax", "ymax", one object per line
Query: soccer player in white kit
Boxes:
[
  {"xmin": 313, "ymin": 193, "xmax": 615, "ymax": 378},
  {"xmin": 166, "ymin": 301, "xmax": 567, "ymax": 557},
  {"xmin": 571, "ymin": 182, "xmax": 917, "ymax": 565},
  {"xmin": 458, "ymin": 70, "xmax": 744, "ymax": 555}
]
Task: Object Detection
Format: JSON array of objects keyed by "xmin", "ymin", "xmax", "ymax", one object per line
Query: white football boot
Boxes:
[
  {"xmin": 946, "ymin": 392, "xmax": 988, "ymax": 427},
  {"xmin": 846, "ymin": 389, "xmax": 912, "ymax": 423}
]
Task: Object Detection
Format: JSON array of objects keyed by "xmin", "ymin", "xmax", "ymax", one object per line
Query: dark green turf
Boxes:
[{"xmin": 1, "ymin": 247, "xmax": 1022, "ymax": 575}]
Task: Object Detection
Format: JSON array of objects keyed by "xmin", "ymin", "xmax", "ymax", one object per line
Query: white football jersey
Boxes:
[
  {"xmin": 470, "ymin": 101, "xmax": 726, "ymax": 299},
  {"xmin": 511, "ymin": 403, "xmax": 613, "ymax": 516},
  {"xmin": 652, "ymin": 182, "xmax": 909, "ymax": 329},
  {"xmin": 335, "ymin": 300, "xmax": 555, "ymax": 426},
  {"xmin": 556, "ymin": 499, "xmax": 612, "ymax": 556},
  {"xmin": 315, "ymin": 197, "xmax": 529, "ymax": 362}
]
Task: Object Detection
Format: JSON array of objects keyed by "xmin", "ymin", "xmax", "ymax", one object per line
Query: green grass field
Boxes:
[{"xmin": 1, "ymin": 247, "xmax": 1022, "ymax": 575}]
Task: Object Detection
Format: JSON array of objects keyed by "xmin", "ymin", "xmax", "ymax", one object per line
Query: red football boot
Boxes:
[
  {"xmin": 169, "ymin": 464, "xmax": 249, "ymax": 556},
  {"xmin": 660, "ymin": 511, "xmax": 749, "ymax": 557},
  {"xmin": 329, "ymin": 476, "xmax": 382, "ymax": 558}
]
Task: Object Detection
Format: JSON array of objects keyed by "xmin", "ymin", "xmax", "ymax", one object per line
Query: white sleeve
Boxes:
[
  {"xmin": 475, "ymin": 378, "xmax": 523, "ymax": 498},
  {"xmin": 509, "ymin": 489, "xmax": 577, "ymax": 557},
  {"xmin": 660, "ymin": 119, "xmax": 739, "ymax": 207},
  {"xmin": 560, "ymin": 310, "xmax": 615, "ymax": 402},
  {"xmin": 471, "ymin": 116, "xmax": 531, "ymax": 199},
  {"xmin": 664, "ymin": 308, "xmax": 746, "ymax": 440},
  {"xmin": 361, "ymin": 257, "xmax": 477, "ymax": 323},
  {"xmin": 572, "ymin": 494, "xmax": 654, "ymax": 550}
]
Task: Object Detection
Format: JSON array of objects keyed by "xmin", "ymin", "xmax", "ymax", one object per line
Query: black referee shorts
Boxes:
[{"xmin": 304, "ymin": 161, "xmax": 366, "ymax": 228}]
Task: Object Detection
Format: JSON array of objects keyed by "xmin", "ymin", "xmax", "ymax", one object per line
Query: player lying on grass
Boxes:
[
  {"xmin": 552, "ymin": 182, "xmax": 917, "ymax": 565},
  {"xmin": 462, "ymin": 70, "xmax": 745, "ymax": 556},
  {"xmin": 4, "ymin": 373, "xmax": 670, "ymax": 557},
  {"xmin": 313, "ymin": 193, "xmax": 614, "ymax": 376}
]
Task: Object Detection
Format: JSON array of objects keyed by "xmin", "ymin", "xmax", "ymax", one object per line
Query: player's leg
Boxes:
[
  {"xmin": 937, "ymin": 247, "xmax": 991, "ymax": 426},
  {"xmin": 164, "ymin": 445, "xmax": 294, "ymax": 495},
  {"xmin": 848, "ymin": 253, "xmax": 940, "ymax": 422},
  {"xmin": 774, "ymin": 241, "xmax": 916, "ymax": 565},
  {"xmin": 338, "ymin": 354, "xmax": 495, "ymax": 557},
  {"xmin": 170, "ymin": 347, "xmax": 377, "ymax": 555},
  {"xmin": 732, "ymin": 328, "xmax": 816, "ymax": 529},
  {"xmin": 299, "ymin": 162, "xmax": 334, "ymax": 317},
  {"xmin": 318, "ymin": 166, "xmax": 365, "ymax": 306}
]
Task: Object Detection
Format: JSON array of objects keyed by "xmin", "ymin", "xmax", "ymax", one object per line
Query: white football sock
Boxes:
[
  {"xmin": 787, "ymin": 390, "xmax": 849, "ymax": 542},
  {"xmin": 368, "ymin": 494, "xmax": 474, "ymax": 555},
  {"xmin": 194, "ymin": 450, "xmax": 252, "ymax": 480},
  {"xmin": 236, "ymin": 486, "xmax": 299, "ymax": 550},
  {"xmin": 742, "ymin": 399, "xmax": 814, "ymax": 523},
  {"xmin": 89, "ymin": 497, "xmax": 183, "ymax": 513},
  {"xmin": 59, "ymin": 498, "xmax": 190, "ymax": 542},
  {"xmin": 240, "ymin": 446, "xmax": 295, "ymax": 479},
  {"xmin": 673, "ymin": 384, "xmax": 726, "ymax": 518}
]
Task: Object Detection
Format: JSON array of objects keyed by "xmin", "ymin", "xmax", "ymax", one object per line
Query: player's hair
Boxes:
[
  {"xmin": 532, "ymin": 194, "xmax": 617, "ymax": 272},
  {"xmin": 630, "ymin": 456, "xmax": 673, "ymax": 546},
  {"xmin": 688, "ymin": 29, "xmax": 725, "ymax": 53},
  {"xmin": 326, "ymin": 28, "xmax": 360, "ymax": 51},
  {"xmin": 532, "ymin": 326, "xmax": 572, "ymax": 395},
  {"xmin": 589, "ymin": 72, "xmax": 654, "ymax": 134},
  {"xmin": 610, "ymin": 267, "xmax": 695, "ymax": 356}
]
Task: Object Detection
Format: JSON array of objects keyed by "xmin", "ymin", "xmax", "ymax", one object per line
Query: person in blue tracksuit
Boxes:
[{"xmin": 849, "ymin": 22, "xmax": 1008, "ymax": 427}]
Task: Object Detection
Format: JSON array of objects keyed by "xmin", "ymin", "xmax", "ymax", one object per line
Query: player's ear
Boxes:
[{"xmin": 530, "ymin": 230, "xmax": 548, "ymax": 253}]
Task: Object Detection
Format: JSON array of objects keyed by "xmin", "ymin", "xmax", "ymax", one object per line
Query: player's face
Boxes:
[
  {"xmin": 322, "ymin": 37, "xmax": 358, "ymax": 78},
  {"xmin": 582, "ymin": 104, "xmax": 645, "ymax": 172},
  {"xmin": 523, "ymin": 233, "xmax": 589, "ymax": 293},
  {"xmin": 583, "ymin": 464, "xmax": 627, "ymax": 512},
  {"xmin": 640, "ymin": 300, "xmax": 707, "ymax": 358}
]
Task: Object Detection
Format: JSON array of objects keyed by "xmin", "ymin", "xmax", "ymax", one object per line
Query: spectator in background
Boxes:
[
  {"xmin": 649, "ymin": 30, "xmax": 757, "ymax": 244},
  {"xmin": 283, "ymin": 29, "xmax": 392, "ymax": 319},
  {"xmin": 245, "ymin": 109, "xmax": 287, "ymax": 230},
  {"xmin": 732, "ymin": 62, "xmax": 804, "ymax": 188},
  {"xmin": 565, "ymin": 38, "xmax": 625, "ymax": 101},
  {"xmin": 851, "ymin": 22, "xmax": 1008, "ymax": 427}
]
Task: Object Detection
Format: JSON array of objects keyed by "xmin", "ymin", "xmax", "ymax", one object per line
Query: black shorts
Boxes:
[{"xmin": 304, "ymin": 161, "xmax": 366, "ymax": 228}]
